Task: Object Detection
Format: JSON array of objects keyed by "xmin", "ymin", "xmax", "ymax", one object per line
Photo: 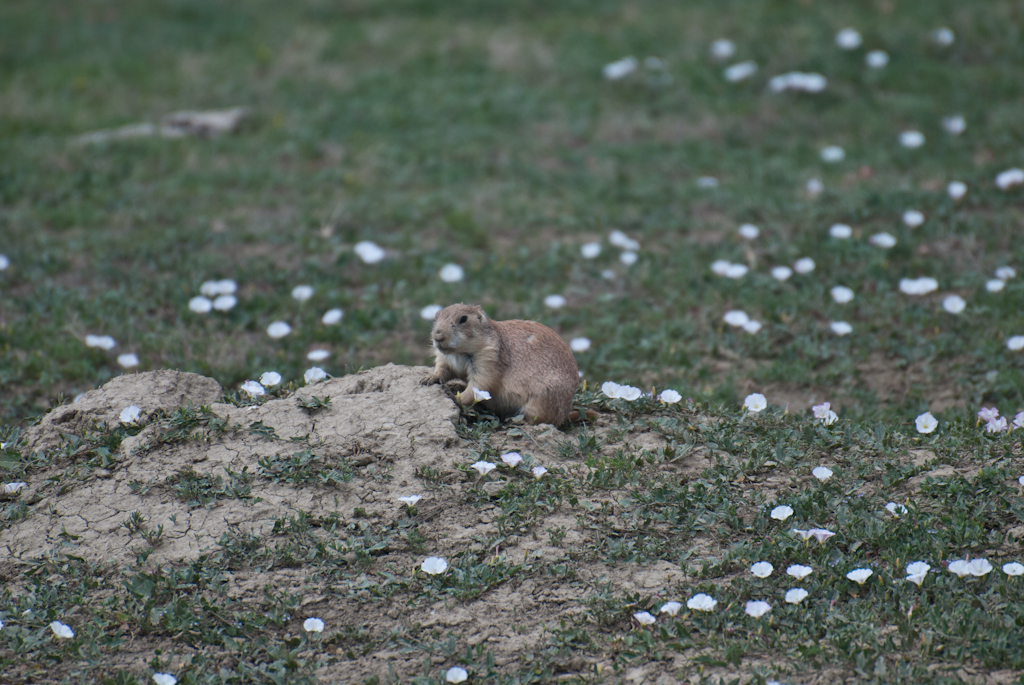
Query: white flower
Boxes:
[
  {"xmin": 932, "ymin": 27, "xmax": 955, "ymax": 46},
  {"xmin": 50, "ymin": 621, "xmax": 74, "ymax": 639},
  {"xmin": 1015, "ymin": 414, "xmax": 1024, "ymax": 430},
  {"xmin": 212, "ymin": 294, "xmax": 237, "ymax": 312},
  {"xmin": 831, "ymin": 286, "xmax": 854, "ymax": 304},
  {"xmin": 687, "ymin": 594, "xmax": 718, "ymax": 612},
  {"xmin": 472, "ymin": 461, "xmax": 496, "ymax": 476},
  {"xmin": 942, "ymin": 114, "xmax": 966, "ymax": 135},
  {"xmin": 608, "ymin": 230, "xmax": 639, "ymax": 250},
  {"xmin": 619, "ymin": 251, "xmax": 638, "ymax": 266},
  {"xmin": 769, "ymin": 72, "xmax": 827, "ymax": 93},
  {"xmin": 724, "ymin": 310, "xmax": 750, "ymax": 327},
  {"xmin": 267, "ymin": 321, "xmax": 292, "ymax": 339},
  {"xmin": 117, "ymin": 353, "xmax": 139, "ymax": 368},
  {"xmin": 188, "ymin": 296, "xmax": 213, "ymax": 313},
  {"xmin": 603, "ymin": 383, "xmax": 642, "ymax": 401},
  {"xmin": 697, "ymin": 176, "xmax": 719, "ymax": 188},
  {"xmin": 399, "ymin": 495, "xmax": 422, "ymax": 506},
  {"xmin": 785, "ymin": 588, "xmax": 809, "ymax": 604},
  {"xmin": 257, "ymin": 371, "xmax": 281, "ymax": 387},
  {"xmin": 659, "ymin": 389, "xmax": 682, "ymax": 404},
  {"xmin": 307, "ymin": 349, "xmax": 330, "ymax": 362},
  {"xmin": 291, "ymin": 285, "xmax": 314, "ymax": 302},
  {"xmin": 354, "ymin": 240, "xmax": 386, "ymax": 264},
  {"xmin": 947, "ymin": 560, "xmax": 971, "ymax": 577},
  {"xmin": 725, "ymin": 263, "xmax": 749, "ymax": 279},
  {"xmin": 865, "ymin": 50, "xmax": 889, "ymax": 68},
  {"xmin": 303, "ymin": 367, "xmax": 327, "ymax": 384},
  {"xmin": 942, "ymin": 295, "xmax": 966, "ymax": 314},
  {"xmin": 968, "ymin": 559, "xmax": 993, "ymax": 576},
  {"xmin": 446, "ymin": 666, "xmax": 469, "ymax": 684},
  {"xmin": 421, "ymin": 556, "xmax": 448, "ymax": 575},
  {"xmin": 570, "ymin": 337, "xmax": 591, "ymax": 353},
  {"xmin": 900, "ymin": 131, "xmax": 925, "ymax": 149},
  {"xmin": 899, "ymin": 277, "xmax": 938, "ymax": 295},
  {"xmin": 947, "ymin": 181, "xmax": 967, "ymax": 200},
  {"xmin": 743, "ymin": 320, "xmax": 762, "ymax": 334},
  {"xmin": 743, "ymin": 393, "xmax": 767, "ymax": 413},
  {"xmin": 771, "ymin": 266, "xmax": 793, "ymax": 281},
  {"xmin": 809, "ymin": 528, "xmax": 836, "ymax": 544},
  {"xmin": 744, "ymin": 601, "xmax": 771, "ymax": 618},
  {"xmin": 532, "ymin": 466, "xmax": 548, "ymax": 479},
  {"xmin": 240, "ymin": 381, "xmax": 265, "ymax": 396},
  {"xmin": 751, "ymin": 562, "xmax": 774, "ymax": 578},
  {"xmin": 995, "ymin": 168, "xmax": 1024, "ymax": 190},
  {"xmin": 987, "ymin": 417, "xmax": 1009, "ymax": 433},
  {"xmin": 633, "ymin": 611, "xmax": 656, "ymax": 625},
  {"xmin": 812, "ymin": 403, "xmax": 838, "ymax": 426},
  {"xmin": 710, "ymin": 259, "xmax": 732, "ymax": 276},
  {"xmin": 978, "ymin": 407, "xmax": 999, "ymax": 422},
  {"xmin": 793, "ymin": 257, "xmax": 815, "ymax": 274},
  {"xmin": 659, "ymin": 601, "xmax": 682, "ymax": 616},
  {"xmin": 0, "ymin": 255, "xmax": 8, "ymax": 270},
  {"xmin": 915, "ymin": 412, "xmax": 938, "ymax": 434},
  {"xmin": 724, "ymin": 61, "xmax": 757, "ymax": 82},
  {"xmin": 869, "ymin": 232, "xmax": 897, "ymax": 249},
  {"xmin": 770, "ymin": 501, "xmax": 794, "ymax": 518},
  {"xmin": 791, "ymin": 529, "xmax": 812, "ymax": 541},
  {"xmin": 303, "ymin": 617, "xmax": 324, "ymax": 633},
  {"xmin": 439, "ymin": 264, "xmax": 464, "ymax": 282},
  {"xmin": 4, "ymin": 482, "xmax": 27, "ymax": 494},
  {"xmin": 1003, "ymin": 562, "xmax": 1024, "ymax": 577},
  {"xmin": 986, "ymin": 279, "xmax": 1006, "ymax": 293},
  {"xmin": 787, "ymin": 564, "xmax": 813, "ymax": 580},
  {"xmin": 806, "ymin": 178, "xmax": 824, "ymax": 195},
  {"xmin": 1008, "ymin": 336, "xmax": 1024, "ymax": 352},
  {"xmin": 199, "ymin": 281, "xmax": 219, "ymax": 297},
  {"xmin": 500, "ymin": 452, "xmax": 523, "ymax": 467},
  {"xmin": 322, "ymin": 308, "xmax": 344, "ymax": 325},
  {"xmin": 470, "ymin": 387, "xmax": 491, "ymax": 401},
  {"xmin": 85, "ymin": 334, "xmax": 117, "ymax": 350},
  {"xmin": 738, "ymin": 223, "xmax": 760, "ymax": 239},
  {"xmin": 812, "ymin": 466, "xmax": 833, "ymax": 481},
  {"xmin": 710, "ymin": 39, "xmax": 736, "ymax": 59},
  {"xmin": 119, "ymin": 405, "xmax": 141, "ymax": 424},
  {"xmin": 830, "ymin": 224, "xmax": 852, "ymax": 239},
  {"xmin": 544, "ymin": 294, "xmax": 567, "ymax": 309},
  {"xmin": 153, "ymin": 674, "xmax": 177, "ymax": 685},
  {"xmin": 830, "ymin": 321, "xmax": 853, "ymax": 336},
  {"xmin": 995, "ymin": 267, "xmax": 1016, "ymax": 280},
  {"xmin": 906, "ymin": 561, "xmax": 930, "ymax": 585},
  {"xmin": 420, "ymin": 304, "xmax": 443, "ymax": 320},
  {"xmin": 580, "ymin": 242, "xmax": 602, "ymax": 259},
  {"xmin": 902, "ymin": 210, "xmax": 925, "ymax": 228},
  {"xmin": 820, "ymin": 146, "xmax": 845, "ymax": 163},
  {"xmin": 603, "ymin": 56, "xmax": 638, "ymax": 80},
  {"xmin": 846, "ymin": 568, "xmax": 873, "ymax": 584},
  {"xmin": 835, "ymin": 28, "xmax": 862, "ymax": 50},
  {"xmin": 885, "ymin": 502, "xmax": 908, "ymax": 517}
]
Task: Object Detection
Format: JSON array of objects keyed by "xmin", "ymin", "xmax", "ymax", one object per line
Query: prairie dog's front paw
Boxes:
[{"xmin": 421, "ymin": 373, "xmax": 441, "ymax": 386}]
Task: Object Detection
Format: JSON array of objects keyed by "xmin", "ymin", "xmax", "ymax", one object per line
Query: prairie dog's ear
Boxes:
[{"xmin": 475, "ymin": 305, "xmax": 487, "ymax": 321}]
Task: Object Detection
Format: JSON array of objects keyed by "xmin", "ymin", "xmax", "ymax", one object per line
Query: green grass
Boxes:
[{"xmin": 2, "ymin": 0, "xmax": 1024, "ymax": 682}]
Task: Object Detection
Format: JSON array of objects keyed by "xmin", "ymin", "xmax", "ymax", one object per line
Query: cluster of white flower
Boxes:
[
  {"xmin": 190, "ymin": 278, "xmax": 238, "ymax": 314},
  {"xmin": 977, "ymin": 407, "xmax": 1024, "ymax": 434}
]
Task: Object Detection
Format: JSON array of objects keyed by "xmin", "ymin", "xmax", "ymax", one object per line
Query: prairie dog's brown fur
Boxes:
[{"xmin": 421, "ymin": 303, "xmax": 579, "ymax": 425}]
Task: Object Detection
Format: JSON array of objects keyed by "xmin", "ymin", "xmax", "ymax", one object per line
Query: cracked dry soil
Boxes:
[{"xmin": 5, "ymin": 364, "xmax": 723, "ymax": 683}]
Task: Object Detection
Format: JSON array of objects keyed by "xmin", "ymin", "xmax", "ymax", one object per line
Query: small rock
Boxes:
[{"xmin": 94, "ymin": 469, "xmax": 112, "ymax": 479}]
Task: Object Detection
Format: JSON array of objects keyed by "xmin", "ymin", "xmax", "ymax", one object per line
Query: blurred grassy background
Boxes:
[{"xmin": 1, "ymin": 0, "xmax": 1023, "ymax": 424}]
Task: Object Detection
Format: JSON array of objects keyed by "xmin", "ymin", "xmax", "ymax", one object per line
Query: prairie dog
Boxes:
[{"xmin": 421, "ymin": 303, "xmax": 579, "ymax": 425}]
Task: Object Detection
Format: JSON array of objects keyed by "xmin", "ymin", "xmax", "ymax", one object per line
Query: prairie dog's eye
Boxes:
[{"xmin": 458, "ymin": 315, "xmax": 468, "ymax": 324}]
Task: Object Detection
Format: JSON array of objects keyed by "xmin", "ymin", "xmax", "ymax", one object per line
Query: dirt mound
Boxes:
[
  {"xmin": 3, "ymin": 364, "xmax": 460, "ymax": 565},
  {"xmin": 24, "ymin": 370, "xmax": 223, "ymax": 451}
]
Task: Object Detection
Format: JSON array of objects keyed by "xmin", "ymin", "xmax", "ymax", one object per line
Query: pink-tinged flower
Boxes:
[
  {"xmin": 977, "ymin": 407, "xmax": 1000, "ymax": 423},
  {"xmin": 987, "ymin": 417, "xmax": 1008, "ymax": 433},
  {"xmin": 1014, "ymin": 413, "xmax": 1024, "ymax": 430},
  {"xmin": 792, "ymin": 529, "xmax": 813, "ymax": 541},
  {"xmin": 633, "ymin": 611, "xmax": 656, "ymax": 626},
  {"xmin": 808, "ymin": 528, "xmax": 835, "ymax": 544}
]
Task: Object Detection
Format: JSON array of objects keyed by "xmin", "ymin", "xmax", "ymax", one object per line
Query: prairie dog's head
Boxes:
[{"xmin": 431, "ymin": 303, "xmax": 489, "ymax": 353}]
